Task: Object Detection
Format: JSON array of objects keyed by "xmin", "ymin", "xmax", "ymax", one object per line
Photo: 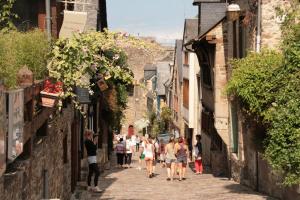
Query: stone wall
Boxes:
[
  {"xmin": 74, "ymin": 0, "xmax": 99, "ymax": 30},
  {"xmin": 0, "ymin": 105, "xmax": 74, "ymax": 200},
  {"xmin": 122, "ymin": 43, "xmax": 174, "ymax": 134}
]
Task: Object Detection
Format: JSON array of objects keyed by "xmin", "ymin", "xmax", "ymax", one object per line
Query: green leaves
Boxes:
[
  {"xmin": 0, "ymin": 30, "xmax": 50, "ymax": 88},
  {"xmin": 0, "ymin": 0, "xmax": 17, "ymax": 30},
  {"xmin": 226, "ymin": 4, "xmax": 300, "ymax": 185},
  {"xmin": 48, "ymin": 30, "xmax": 158, "ymax": 113}
]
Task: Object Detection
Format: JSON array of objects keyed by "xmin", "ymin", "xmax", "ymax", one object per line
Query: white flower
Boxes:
[{"xmin": 89, "ymin": 90, "xmax": 94, "ymax": 95}]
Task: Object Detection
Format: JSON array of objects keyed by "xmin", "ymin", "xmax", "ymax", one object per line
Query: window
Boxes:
[
  {"xmin": 183, "ymin": 79, "xmax": 189, "ymax": 109},
  {"xmin": 233, "ymin": 18, "xmax": 247, "ymax": 59},
  {"xmin": 230, "ymin": 102, "xmax": 238, "ymax": 154},
  {"xmin": 127, "ymin": 84, "xmax": 134, "ymax": 96}
]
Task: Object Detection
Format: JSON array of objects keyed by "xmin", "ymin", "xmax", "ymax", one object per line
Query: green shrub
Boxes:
[
  {"xmin": 0, "ymin": 29, "xmax": 50, "ymax": 89},
  {"xmin": 226, "ymin": 3, "xmax": 300, "ymax": 185}
]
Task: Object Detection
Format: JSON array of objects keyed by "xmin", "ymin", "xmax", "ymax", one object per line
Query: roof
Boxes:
[
  {"xmin": 174, "ymin": 40, "xmax": 183, "ymax": 83},
  {"xmin": 156, "ymin": 62, "xmax": 171, "ymax": 96},
  {"xmin": 144, "ymin": 63, "xmax": 157, "ymax": 71},
  {"xmin": 193, "ymin": 0, "xmax": 221, "ymax": 5},
  {"xmin": 199, "ymin": 3, "xmax": 227, "ymax": 37},
  {"xmin": 183, "ymin": 18, "xmax": 198, "ymax": 45}
]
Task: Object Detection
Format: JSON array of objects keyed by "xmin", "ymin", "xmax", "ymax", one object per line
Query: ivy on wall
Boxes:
[{"xmin": 226, "ymin": 2, "xmax": 300, "ymax": 186}]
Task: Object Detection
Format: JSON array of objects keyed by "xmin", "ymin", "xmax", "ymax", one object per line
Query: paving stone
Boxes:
[{"xmin": 74, "ymin": 153, "xmax": 277, "ymax": 200}]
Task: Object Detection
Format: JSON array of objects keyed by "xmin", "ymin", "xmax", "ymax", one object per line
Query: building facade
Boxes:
[{"xmin": 189, "ymin": 0, "xmax": 299, "ymax": 199}]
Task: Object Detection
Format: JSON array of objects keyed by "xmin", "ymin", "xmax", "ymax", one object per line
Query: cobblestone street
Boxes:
[{"xmin": 73, "ymin": 153, "xmax": 276, "ymax": 200}]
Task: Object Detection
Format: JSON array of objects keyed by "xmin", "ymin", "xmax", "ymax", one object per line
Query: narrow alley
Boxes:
[
  {"xmin": 1, "ymin": 1, "xmax": 299, "ymax": 200},
  {"xmin": 73, "ymin": 154, "xmax": 275, "ymax": 200}
]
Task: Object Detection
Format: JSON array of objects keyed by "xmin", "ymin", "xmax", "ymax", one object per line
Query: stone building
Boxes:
[
  {"xmin": 182, "ymin": 18, "xmax": 201, "ymax": 150},
  {"xmin": 188, "ymin": 0, "xmax": 299, "ymax": 199},
  {"xmin": 12, "ymin": 0, "xmax": 108, "ymax": 37},
  {"xmin": 122, "ymin": 43, "xmax": 174, "ymax": 135},
  {"xmin": 0, "ymin": 1, "xmax": 110, "ymax": 199},
  {"xmin": 0, "ymin": 83, "xmax": 76, "ymax": 200}
]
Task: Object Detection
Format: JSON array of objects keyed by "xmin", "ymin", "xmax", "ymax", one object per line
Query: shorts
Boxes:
[
  {"xmin": 140, "ymin": 153, "xmax": 145, "ymax": 160},
  {"xmin": 145, "ymin": 157, "xmax": 153, "ymax": 161},
  {"xmin": 165, "ymin": 158, "xmax": 176, "ymax": 164},
  {"xmin": 176, "ymin": 157, "xmax": 187, "ymax": 164}
]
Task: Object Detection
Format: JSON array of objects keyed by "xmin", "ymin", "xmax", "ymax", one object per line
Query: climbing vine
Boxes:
[
  {"xmin": 48, "ymin": 29, "xmax": 160, "ymax": 113},
  {"xmin": 226, "ymin": 2, "xmax": 300, "ymax": 186},
  {"xmin": 0, "ymin": 0, "xmax": 17, "ymax": 30}
]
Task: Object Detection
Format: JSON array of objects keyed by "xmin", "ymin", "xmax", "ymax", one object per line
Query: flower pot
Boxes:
[{"xmin": 40, "ymin": 91, "xmax": 60, "ymax": 107}]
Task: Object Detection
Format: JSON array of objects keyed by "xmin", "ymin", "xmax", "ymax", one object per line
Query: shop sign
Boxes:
[{"xmin": 7, "ymin": 89, "xmax": 24, "ymax": 162}]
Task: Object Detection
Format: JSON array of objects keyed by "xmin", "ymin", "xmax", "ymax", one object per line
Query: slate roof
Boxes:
[
  {"xmin": 183, "ymin": 18, "xmax": 198, "ymax": 45},
  {"xmin": 193, "ymin": 0, "xmax": 221, "ymax": 5},
  {"xmin": 199, "ymin": 3, "xmax": 227, "ymax": 38},
  {"xmin": 175, "ymin": 40, "xmax": 183, "ymax": 83},
  {"xmin": 156, "ymin": 62, "xmax": 171, "ymax": 96}
]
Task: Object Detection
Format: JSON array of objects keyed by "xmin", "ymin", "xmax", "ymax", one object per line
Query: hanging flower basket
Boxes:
[
  {"xmin": 40, "ymin": 79, "xmax": 63, "ymax": 107},
  {"xmin": 40, "ymin": 91, "xmax": 60, "ymax": 107}
]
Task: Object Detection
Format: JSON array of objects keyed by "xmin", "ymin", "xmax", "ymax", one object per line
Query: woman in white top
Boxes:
[
  {"xmin": 143, "ymin": 138, "xmax": 155, "ymax": 178},
  {"xmin": 125, "ymin": 136, "xmax": 134, "ymax": 168}
]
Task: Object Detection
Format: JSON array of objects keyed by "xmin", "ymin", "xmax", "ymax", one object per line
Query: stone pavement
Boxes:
[{"xmin": 72, "ymin": 153, "xmax": 277, "ymax": 200}]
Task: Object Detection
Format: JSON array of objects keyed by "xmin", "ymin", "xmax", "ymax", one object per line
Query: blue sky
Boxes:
[{"xmin": 107, "ymin": 0, "xmax": 198, "ymax": 45}]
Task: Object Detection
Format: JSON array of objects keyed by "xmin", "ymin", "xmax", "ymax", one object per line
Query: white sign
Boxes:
[
  {"xmin": 7, "ymin": 89, "xmax": 24, "ymax": 162},
  {"xmin": 59, "ymin": 10, "xmax": 88, "ymax": 38}
]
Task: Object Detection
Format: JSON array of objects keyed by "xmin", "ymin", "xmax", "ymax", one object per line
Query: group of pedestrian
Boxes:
[
  {"xmin": 137, "ymin": 134, "xmax": 203, "ymax": 181},
  {"xmin": 114, "ymin": 132, "xmax": 143, "ymax": 168},
  {"xmin": 83, "ymin": 126, "xmax": 204, "ymax": 193}
]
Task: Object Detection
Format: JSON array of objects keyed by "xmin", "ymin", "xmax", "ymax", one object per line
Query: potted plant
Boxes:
[{"xmin": 40, "ymin": 79, "xmax": 63, "ymax": 107}]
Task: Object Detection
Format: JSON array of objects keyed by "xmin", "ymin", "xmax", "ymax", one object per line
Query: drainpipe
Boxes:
[
  {"xmin": 45, "ymin": 0, "xmax": 51, "ymax": 40},
  {"xmin": 255, "ymin": 0, "xmax": 262, "ymax": 192},
  {"xmin": 256, "ymin": 0, "xmax": 261, "ymax": 53}
]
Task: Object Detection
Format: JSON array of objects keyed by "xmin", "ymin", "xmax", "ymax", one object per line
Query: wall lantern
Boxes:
[{"xmin": 227, "ymin": 3, "xmax": 241, "ymax": 21}]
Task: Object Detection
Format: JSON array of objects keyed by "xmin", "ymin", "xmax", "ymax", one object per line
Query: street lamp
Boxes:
[{"xmin": 227, "ymin": 2, "xmax": 241, "ymax": 21}]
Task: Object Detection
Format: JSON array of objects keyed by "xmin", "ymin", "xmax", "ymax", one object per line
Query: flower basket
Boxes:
[
  {"xmin": 40, "ymin": 91, "xmax": 60, "ymax": 107},
  {"xmin": 40, "ymin": 79, "xmax": 63, "ymax": 107}
]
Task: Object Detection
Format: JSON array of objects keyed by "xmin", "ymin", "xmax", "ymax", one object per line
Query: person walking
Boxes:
[
  {"xmin": 84, "ymin": 130, "xmax": 102, "ymax": 192},
  {"xmin": 115, "ymin": 138, "xmax": 126, "ymax": 168},
  {"xmin": 144, "ymin": 137, "xmax": 155, "ymax": 178},
  {"xmin": 194, "ymin": 135, "xmax": 203, "ymax": 174},
  {"xmin": 125, "ymin": 136, "xmax": 134, "ymax": 168},
  {"xmin": 152, "ymin": 137, "xmax": 159, "ymax": 175},
  {"xmin": 165, "ymin": 137, "xmax": 176, "ymax": 181},
  {"xmin": 175, "ymin": 137, "xmax": 189, "ymax": 181},
  {"xmin": 135, "ymin": 135, "xmax": 140, "ymax": 152},
  {"xmin": 159, "ymin": 139, "xmax": 166, "ymax": 167}
]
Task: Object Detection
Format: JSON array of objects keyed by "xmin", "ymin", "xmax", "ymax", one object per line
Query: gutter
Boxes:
[
  {"xmin": 256, "ymin": 0, "xmax": 261, "ymax": 52},
  {"xmin": 45, "ymin": 0, "xmax": 51, "ymax": 40}
]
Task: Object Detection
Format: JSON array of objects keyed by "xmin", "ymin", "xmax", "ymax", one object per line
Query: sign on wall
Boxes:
[
  {"xmin": 0, "ymin": 91, "xmax": 6, "ymax": 175},
  {"xmin": 7, "ymin": 89, "xmax": 24, "ymax": 162},
  {"xmin": 59, "ymin": 10, "xmax": 87, "ymax": 38}
]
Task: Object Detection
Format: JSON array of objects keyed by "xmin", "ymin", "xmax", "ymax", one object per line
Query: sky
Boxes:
[{"xmin": 107, "ymin": 0, "xmax": 198, "ymax": 45}]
